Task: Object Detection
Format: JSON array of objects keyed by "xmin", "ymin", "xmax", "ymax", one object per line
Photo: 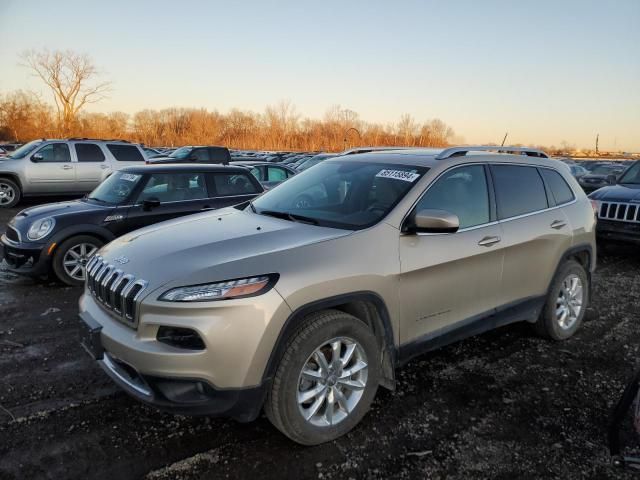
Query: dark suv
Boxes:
[
  {"xmin": 148, "ymin": 146, "xmax": 231, "ymax": 165},
  {"xmin": 1, "ymin": 164, "xmax": 262, "ymax": 285},
  {"xmin": 590, "ymin": 160, "xmax": 640, "ymax": 245}
]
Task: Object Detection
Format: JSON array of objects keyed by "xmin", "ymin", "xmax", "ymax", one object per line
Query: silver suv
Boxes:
[
  {"xmin": 0, "ymin": 138, "xmax": 148, "ymax": 208},
  {"xmin": 79, "ymin": 146, "xmax": 597, "ymax": 445}
]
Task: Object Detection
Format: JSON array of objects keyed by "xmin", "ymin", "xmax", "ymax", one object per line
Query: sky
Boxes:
[{"xmin": 0, "ymin": 0, "xmax": 638, "ymax": 151}]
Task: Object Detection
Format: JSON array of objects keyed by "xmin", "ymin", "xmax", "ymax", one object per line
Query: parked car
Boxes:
[
  {"xmin": 578, "ymin": 164, "xmax": 627, "ymax": 192},
  {"xmin": 0, "ymin": 146, "xmax": 7, "ymax": 158},
  {"xmin": 0, "ymin": 138, "xmax": 148, "ymax": 208},
  {"xmin": 148, "ymin": 146, "xmax": 231, "ymax": 165},
  {"xmin": 295, "ymin": 153, "xmax": 338, "ymax": 172},
  {"xmin": 0, "ymin": 164, "xmax": 263, "ymax": 285},
  {"xmin": 567, "ymin": 164, "xmax": 589, "ymax": 179},
  {"xmin": 230, "ymin": 161, "xmax": 296, "ymax": 189},
  {"xmin": 78, "ymin": 146, "xmax": 595, "ymax": 445},
  {"xmin": 590, "ymin": 160, "xmax": 640, "ymax": 245},
  {"xmin": 142, "ymin": 147, "xmax": 163, "ymax": 157}
]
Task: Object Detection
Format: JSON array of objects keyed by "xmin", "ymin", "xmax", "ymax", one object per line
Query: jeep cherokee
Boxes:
[{"xmin": 79, "ymin": 146, "xmax": 596, "ymax": 445}]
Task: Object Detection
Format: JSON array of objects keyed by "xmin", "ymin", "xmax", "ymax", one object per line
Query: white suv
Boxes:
[{"xmin": 0, "ymin": 138, "xmax": 148, "ymax": 208}]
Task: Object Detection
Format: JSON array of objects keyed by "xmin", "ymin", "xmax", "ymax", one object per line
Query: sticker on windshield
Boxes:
[
  {"xmin": 120, "ymin": 173, "xmax": 141, "ymax": 182},
  {"xmin": 376, "ymin": 169, "xmax": 420, "ymax": 182}
]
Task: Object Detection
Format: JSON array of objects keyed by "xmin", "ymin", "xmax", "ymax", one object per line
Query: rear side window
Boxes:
[
  {"xmin": 107, "ymin": 144, "xmax": 144, "ymax": 162},
  {"xmin": 491, "ymin": 165, "xmax": 548, "ymax": 219},
  {"xmin": 75, "ymin": 143, "xmax": 105, "ymax": 162},
  {"xmin": 540, "ymin": 168, "xmax": 575, "ymax": 206},
  {"xmin": 212, "ymin": 173, "xmax": 260, "ymax": 196},
  {"xmin": 192, "ymin": 148, "xmax": 210, "ymax": 161},
  {"xmin": 267, "ymin": 166, "xmax": 288, "ymax": 182}
]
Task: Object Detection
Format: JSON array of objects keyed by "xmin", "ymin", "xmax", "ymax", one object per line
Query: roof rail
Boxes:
[
  {"xmin": 436, "ymin": 146, "xmax": 549, "ymax": 160},
  {"xmin": 66, "ymin": 137, "xmax": 131, "ymax": 143}
]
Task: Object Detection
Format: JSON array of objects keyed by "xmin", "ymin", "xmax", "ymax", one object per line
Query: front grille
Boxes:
[
  {"xmin": 5, "ymin": 226, "xmax": 20, "ymax": 242},
  {"xmin": 85, "ymin": 255, "xmax": 148, "ymax": 327},
  {"xmin": 598, "ymin": 202, "xmax": 640, "ymax": 224}
]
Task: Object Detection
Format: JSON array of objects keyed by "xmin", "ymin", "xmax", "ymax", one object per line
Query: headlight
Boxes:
[
  {"xmin": 27, "ymin": 217, "xmax": 55, "ymax": 241},
  {"xmin": 159, "ymin": 274, "xmax": 277, "ymax": 302}
]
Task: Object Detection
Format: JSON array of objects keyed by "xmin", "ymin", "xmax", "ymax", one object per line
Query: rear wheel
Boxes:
[
  {"xmin": 265, "ymin": 310, "xmax": 380, "ymax": 445},
  {"xmin": 534, "ymin": 260, "xmax": 589, "ymax": 340},
  {"xmin": 0, "ymin": 178, "xmax": 21, "ymax": 208},
  {"xmin": 52, "ymin": 235, "xmax": 103, "ymax": 286}
]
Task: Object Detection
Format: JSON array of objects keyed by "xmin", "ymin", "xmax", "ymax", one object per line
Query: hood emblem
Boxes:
[{"xmin": 113, "ymin": 256, "xmax": 130, "ymax": 265}]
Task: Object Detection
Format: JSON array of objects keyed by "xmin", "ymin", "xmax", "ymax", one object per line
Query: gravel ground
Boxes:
[{"xmin": 0, "ymin": 198, "xmax": 639, "ymax": 480}]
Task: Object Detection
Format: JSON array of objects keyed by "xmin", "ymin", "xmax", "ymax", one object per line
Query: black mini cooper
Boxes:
[{"xmin": 0, "ymin": 164, "xmax": 263, "ymax": 285}]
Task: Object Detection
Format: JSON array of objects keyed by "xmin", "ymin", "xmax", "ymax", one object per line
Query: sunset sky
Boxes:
[{"xmin": 0, "ymin": 0, "xmax": 638, "ymax": 151}]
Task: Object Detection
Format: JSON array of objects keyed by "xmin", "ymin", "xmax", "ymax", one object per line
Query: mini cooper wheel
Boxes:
[
  {"xmin": 265, "ymin": 309, "xmax": 380, "ymax": 445},
  {"xmin": 534, "ymin": 260, "xmax": 589, "ymax": 340},
  {"xmin": 0, "ymin": 178, "xmax": 21, "ymax": 208},
  {"xmin": 52, "ymin": 235, "xmax": 103, "ymax": 286}
]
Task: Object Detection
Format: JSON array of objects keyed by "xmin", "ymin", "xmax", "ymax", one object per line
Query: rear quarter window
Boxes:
[
  {"xmin": 107, "ymin": 144, "xmax": 145, "ymax": 162},
  {"xmin": 212, "ymin": 173, "xmax": 261, "ymax": 196},
  {"xmin": 540, "ymin": 168, "xmax": 575, "ymax": 206}
]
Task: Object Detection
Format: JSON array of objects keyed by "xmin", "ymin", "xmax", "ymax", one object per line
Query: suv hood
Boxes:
[
  {"xmin": 97, "ymin": 208, "xmax": 352, "ymax": 290},
  {"xmin": 590, "ymin": 184, "xmax": 640, "ymax": 202}
]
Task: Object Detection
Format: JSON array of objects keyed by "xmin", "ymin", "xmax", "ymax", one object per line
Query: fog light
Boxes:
[{"xmin": 157, "ymin": 327, "xmax": 205, "ymax": 350}]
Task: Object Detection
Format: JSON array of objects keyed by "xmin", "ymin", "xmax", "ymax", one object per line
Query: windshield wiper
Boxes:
[
  {"xmin": 259, "ymin": 210, "xmax": 318, "ymax": 225},
  {"xmin": 87, "ymin": 197, "xmax": 108, "ymax": 204}
]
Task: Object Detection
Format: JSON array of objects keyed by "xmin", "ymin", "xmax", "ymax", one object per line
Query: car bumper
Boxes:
[
  {"xmin": 596, "ymin": 220, "xmax": 640, "ymax": 245},
  {"xmin": 78, "ymin": 287, "xmax": 292, "ymax": 419},
  {"xmin": 0, "ymin": 235, "xmax": 50, "ymax": 276}
]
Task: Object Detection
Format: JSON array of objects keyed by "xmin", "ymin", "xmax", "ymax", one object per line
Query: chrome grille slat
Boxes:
[
  {"xmin": 597, "ymin": 201, "xmax": 640, "ymax": 224},
  {"xmin": 84, "ymin": 255, "xmax": 148, "ymax": 327}
]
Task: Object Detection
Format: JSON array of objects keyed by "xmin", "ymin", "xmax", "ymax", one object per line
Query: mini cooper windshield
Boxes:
[
  {"xmin": 88, "ymin": 171, "xmax": 143, "ymax": 204},
  {"xmin": 252, "ymin": 160, "xmax": 428, "ymax": 229}
]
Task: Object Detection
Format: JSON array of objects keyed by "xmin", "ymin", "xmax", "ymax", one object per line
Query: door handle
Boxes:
[
  {"xmin": 551, "ymin": 220, "xmax": 567, "ymax": 229},
  {"xmin": 62, "ymin": 165, "xmax": 73, "ymax": 170},
  {"xmin": 478, "ymin": 236, "xmax": 501, "ymax": 247}
]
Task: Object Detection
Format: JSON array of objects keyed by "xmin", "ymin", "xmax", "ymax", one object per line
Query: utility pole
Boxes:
[
  {"xmin": 595, "ymin": 134, "xmax": 599, "ymax": 155},
  {"xmin": 501, "ymin": 132, "xmax": 508, "ymax": 146}
]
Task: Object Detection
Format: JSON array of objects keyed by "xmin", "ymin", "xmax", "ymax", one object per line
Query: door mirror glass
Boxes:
[
  {"xmin": 143, "ymin": 198, "xmax": 161, "ymax": 211},
  {"xmin": 413, "ymin": 209, "xmax": 459, "ymax": 233},
  {"xmin": 31, "ymin": 153, "xmax": 43, "ymax": 162}
]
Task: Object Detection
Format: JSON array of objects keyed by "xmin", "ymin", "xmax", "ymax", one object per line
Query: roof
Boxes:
[{"xmin": 120, "ymin": 164, "xmax": 250, "ymax": 174}]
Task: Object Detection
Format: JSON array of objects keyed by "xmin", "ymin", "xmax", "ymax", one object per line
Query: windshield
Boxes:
[
  {"xmin": 7, "ymin": 140, "xmax": 43, "ymax": 159},
  {"xmin": 168, "ymin": 147, "xmax": 193, "ymax": 159},
  {"xmin": 88, "ymin": 171, "xmax": 144, "ymax": 205},
  {"xmin": 252, "ymin": 160, "xmax": 428, "ymax": 230},
  {"xmin": 619, "ymin": 163, "xmax": 640, "ymax": 184}
]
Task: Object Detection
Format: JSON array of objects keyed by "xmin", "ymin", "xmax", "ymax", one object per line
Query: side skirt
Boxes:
[{"xmin": 398, "ymin": 296, "xmax": 545, "ymax": 366}]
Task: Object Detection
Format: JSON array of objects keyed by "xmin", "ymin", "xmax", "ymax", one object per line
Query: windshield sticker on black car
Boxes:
[
  {"xmin": 121, "ymin": 173, "xmax": 141, "ymax": 182},
  {"xmin": 376, "ymin": 169, "xmax": 420, "ymax": 182}
]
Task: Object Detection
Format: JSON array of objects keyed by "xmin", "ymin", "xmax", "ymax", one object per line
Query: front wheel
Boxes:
[
  {"xmin": 265, "ymin": 310, "xmax": 380, "ymax": 445},
  {"xmin": 534, "ymin": 259, "xmax": 589, "ymax": 340},
  {"xmin": 52, "ymin": 235, "xmax": 103, "ymax": 286}
]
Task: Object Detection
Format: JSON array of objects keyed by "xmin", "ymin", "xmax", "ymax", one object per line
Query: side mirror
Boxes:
[
  {"xmin": 607, "ymin": 174, "xmax": 617, "ymax": 185},
  {"xmin": 142, "ymin": 198, "xmax": 161, "ymax": 211},
  {"xmin": 31, "ymin": 153, "xmax": 43, "ymax": 162},
  {"xmin": 410, "ymin": 209, "xmax": 460, "ymax": 234}
]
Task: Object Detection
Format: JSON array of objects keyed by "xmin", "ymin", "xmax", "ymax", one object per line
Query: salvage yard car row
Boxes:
[{"xmin": 2, "ymin": 143, "xmax": 626, "ymax": 446}]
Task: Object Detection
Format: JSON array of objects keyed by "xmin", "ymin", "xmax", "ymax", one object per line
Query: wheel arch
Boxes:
[
  {"xmin": 263, "ymin": 291, "xmax": 397, "ymax": 390},
  {"xmin": 49, "ymin": 225, "xmax": 116, "ymax": 255},
  {"xmin": 0, "ymin": 173, "xmax": 23, "ymax": 192}
]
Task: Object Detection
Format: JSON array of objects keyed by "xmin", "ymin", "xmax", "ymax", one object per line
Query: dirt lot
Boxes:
[{"xmin": 0, "ymin": 198, "xmax": 639, "ymax": 480}]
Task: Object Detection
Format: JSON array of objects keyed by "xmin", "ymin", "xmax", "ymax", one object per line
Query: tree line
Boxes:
[{"xmin": 0, "ymin": 91, "xmax": 455, "ymax": 151}]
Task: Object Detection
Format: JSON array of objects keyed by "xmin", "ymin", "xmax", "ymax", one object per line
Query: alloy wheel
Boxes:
[
  {"xmin": 555, "ymin": 273, "xmax": 584, "ymax": 330},
  {"xmin": 0, "ymin": 182, "xmax": 15, "ymax": 206},
  {"xmin": 297, "ymin": 336, "xmax": 368, "ymax": 427},
  {"xmin": 62, "ymin": 243, "xmax": 98, "ymax": 281}
]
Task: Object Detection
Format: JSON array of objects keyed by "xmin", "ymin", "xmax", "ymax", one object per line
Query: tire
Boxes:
[
  {"xmin": 534, "ymin": 260, "xmax": 589, "ymax": 340},
  {"xmin": 0, "ymin": 178, "xmax": 21, "ymax": 208},
  {"xmin": 52, "ymin": 235, "xmax": 103, "ymax": 286},
  {"xmin": 265, "ymin": 309, "xmax": 380, "ymax": 445}
]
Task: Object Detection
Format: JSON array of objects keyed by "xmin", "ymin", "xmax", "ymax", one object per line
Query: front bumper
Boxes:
[
  {"xmin": 79, "ymin": 287, "xmax": 292, "ymax": 419},
  {"xmin": 0, "ymin": 234, "xmax": 50, "ymax": 276},
  {"xmin": 597, "ymin": 220, "xmax": 640, "ymax": 245}
]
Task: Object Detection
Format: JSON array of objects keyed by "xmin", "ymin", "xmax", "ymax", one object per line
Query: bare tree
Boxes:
[{"xmin": 21, "ymin": 49, "xmax": 111, "ymax": 135}]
